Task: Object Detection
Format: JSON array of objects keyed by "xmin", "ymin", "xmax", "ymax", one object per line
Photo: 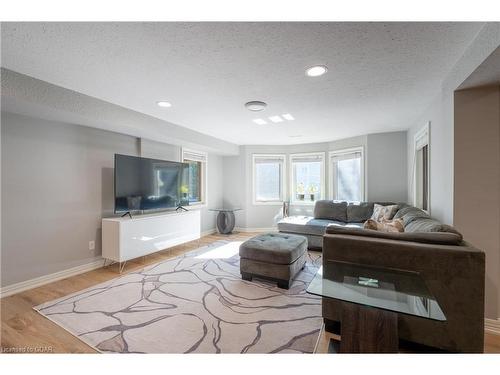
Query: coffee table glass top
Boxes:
[
  {"xmin": 209, "ymin": 208, "xmax": 242, "ymax": 212},
  {"xmin": 307, "ymin": 261, "xmax": 446, "ymax": 321}
]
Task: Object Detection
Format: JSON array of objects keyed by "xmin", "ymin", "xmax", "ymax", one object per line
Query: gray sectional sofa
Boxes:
[
  {"xmin": 278, "ymin": 200, "xmax": 398, "ymax": 249},
  {"xmin": 278, "ymin": 200, "xmax": 485, "ymax": 352}
]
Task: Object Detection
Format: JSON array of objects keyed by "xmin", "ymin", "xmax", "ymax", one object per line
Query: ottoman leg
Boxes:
[
  {"xmin": 241, "ymin": 272, "xmax": 252, "ymax": 281},
  {"xmin": 277, "ymin": 279, "xmax": 290, "ymax": 289}
]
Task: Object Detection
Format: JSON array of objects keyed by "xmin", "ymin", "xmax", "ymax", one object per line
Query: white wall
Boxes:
[
  {"xmin": 1, "ymin": 111, "xmax": 221, "ymax": 287},
  {"xmin": 139, "ymin": 138, "xmax": 180, "ymax": 162},
  {"xmin": 367, "ymin": 132, "xmax": 408, "ymax": 203},
  {"xmin": 223, "ymin": 132, "xmax": 408, "ymax": 230},
  {"xmin": 406, "ymin": 23, "xmax": 500, "ymax": 225},
  {"xmin": 407, "ymin": 93, "xmax": 451, "ymax": 223}
]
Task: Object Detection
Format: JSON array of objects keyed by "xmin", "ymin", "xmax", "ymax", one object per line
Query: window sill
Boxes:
[
  {"xmin": 290, "ymin": 201, "xmax": 317, "ymax": 206},
  {"xmin": 253, "ymin": 201, "xmax": 284, "ymax": 206}
]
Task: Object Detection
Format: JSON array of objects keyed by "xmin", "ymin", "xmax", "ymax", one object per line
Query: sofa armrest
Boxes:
[{"xmin": 325, "ymin": 225, "xmax": 463, "ymax": 245}]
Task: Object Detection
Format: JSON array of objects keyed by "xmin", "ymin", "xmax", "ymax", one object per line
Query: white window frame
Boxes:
[
  {"xmin": 329, "ymin": 146, "xmax": 366, "ymax": 202},
  {"xmin": 181, "ymin": 148, "xmax": 207, "ymax": 207},
  {"xmin": 413, "ymin": 122, "xmax": 430, "ymax": 213},
  {"xmin": 252, "ymin": 154, "xmax": 286, "ymax": 206},
  {"xmin": 289, "ymin": 152, "xmax": 325, "ymax": 206}
]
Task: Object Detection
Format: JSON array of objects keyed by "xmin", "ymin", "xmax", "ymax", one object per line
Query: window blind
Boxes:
[
  {"xmin": 330, "ymin": 151, "xmax": 362, "ymax": 163},
  {"xmin": 183, "ymin": 150, "xmax": 207, "ymax": 163},
  {"xmin": 290, "ymin": 153, "xmax": 324, "ymax": 163},
  {"xmin": 254, "ymin": 156, "xmax": 285, "ymax": 164}
]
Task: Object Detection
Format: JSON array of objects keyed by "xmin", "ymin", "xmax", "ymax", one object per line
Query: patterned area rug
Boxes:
[{"xmin": 34, "ymin": 241, "xmax": 323, "ymax": 353}]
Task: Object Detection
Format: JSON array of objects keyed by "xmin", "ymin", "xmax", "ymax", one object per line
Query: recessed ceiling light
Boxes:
[
  {"xmin": 253, "ymin": 118, "xmax": 267, "ymax": 125},
  {"xmin": 269, "ymin": 115, "xmax": 284, "ymax": 123},
  {"xmin": 305, "ymin": 65, "xmax": 328, "ymax": 77},
  {"xmin": 245, "ymin": 101, "xmax": 267, "ymax": 111},
  {"xmin": 282, "ymin": 113, "xmax": 295, "ymax": 121},
  {"xmin": 157, "ymin": 101, "xmax": 172, "ymax": 108}
]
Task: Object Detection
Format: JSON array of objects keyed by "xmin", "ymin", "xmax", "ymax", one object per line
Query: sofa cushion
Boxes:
[
  {"xmin": 278, "ymin": 216, "xmax": 363, "ymax": 236},
  {"xmin": 393, "ymin": 205, "xmax": 429, "ymax": 225},
  {"xmin": 371, "ymin": 203, "xmax": 399, "ymax": 221},
  {"xmin": 325, "ymin": 226, "xmax": 463, "ymax": 246},
  {"xmin": 278, "ymin": 216, "xmax": 335, "ymax": 236},
  {"xmin": 327, "ymin": 221, "xmax": 364, "ymax": 230},
  {"xmin": 345, "ymin": 201, "xmax": 399, "ymax": 222},
  {"xmin": 239, "ymin": 232, "xmax": 307, "ymax": 265},
  {"xmin": 405, "ymin": 218, "xmax": 463, "ymax": 239},
  {"xmin": 314, "ymin": 200, "xmax": 347, "ymax": 222},
  {"xmin": 347, "ymin": 202, "xmax": 374, "ymax": 222}
]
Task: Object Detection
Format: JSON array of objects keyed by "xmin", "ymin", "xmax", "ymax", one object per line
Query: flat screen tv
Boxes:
[{"xmin": 114, "ymin": 154, "xmax": 189, "ymax": 213}]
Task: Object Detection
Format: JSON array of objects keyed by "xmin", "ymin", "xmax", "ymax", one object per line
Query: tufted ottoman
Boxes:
[{"xmin": 239, "ymin": 232, "xmax": 308, "ymax": 289}]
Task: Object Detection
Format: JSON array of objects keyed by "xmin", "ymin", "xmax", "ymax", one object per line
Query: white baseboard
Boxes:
[
  {"xmin": 234, "ymin": 227, "xmax": 278, "ymax": 233},
  {"xmin": 201, "ymin": 228, "xmax": 217, "ymax": 236},
  {"xmin": 0, "ymin": 228, "xmax": 226, "ymax": 298},
  {"xmin": 0, "ymin": 259, "xmax": 104, "ymax": 299},
  {"xmin": 485, "ymin": 318, "xmax": 500, "ymax": 335}
]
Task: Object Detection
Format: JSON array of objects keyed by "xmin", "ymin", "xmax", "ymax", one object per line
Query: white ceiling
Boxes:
[
  {"xmin": 458, "ymin": 46, "xmax": 500, "ymax": 89},
  {"xmin": 1, "ymin": 22, "xmax": 484, "ymax": 145}
]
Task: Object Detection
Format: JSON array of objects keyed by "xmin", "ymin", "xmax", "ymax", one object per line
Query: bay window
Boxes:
[
  {"xmin": 253, "ymin": 154, "xmax": 286, "ymax": 204},
  {"xmin": 290, "ymin": 152, "xmax": 325, "ymax": 204},
  {"xmin": 182, "ymin": 148, "xmax": 207, "ymax": 205},
  {"xmin": 329, "ymin": 147, "xmax": 365, "ymax": 202}
]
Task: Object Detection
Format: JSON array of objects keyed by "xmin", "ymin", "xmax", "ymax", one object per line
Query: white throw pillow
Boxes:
[{"xmin": 371, "ymin": 204, "xmax": 399, "ymax": 222}]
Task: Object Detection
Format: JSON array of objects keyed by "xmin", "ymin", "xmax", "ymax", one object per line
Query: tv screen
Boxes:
[{"xmin": 114, "ymin": 154, "xmax": 189, "ymax": 213}]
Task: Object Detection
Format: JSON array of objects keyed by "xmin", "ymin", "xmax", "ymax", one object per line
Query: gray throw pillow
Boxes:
[
  {"xmin": 347, "ymin": 202, "xmax": 374, "ymax": 222},
  {"xmin": 314, "ymin": 200, "xmax": 348, "ymax": 222}
]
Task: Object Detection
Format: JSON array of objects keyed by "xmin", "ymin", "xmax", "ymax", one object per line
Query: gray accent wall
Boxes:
[
  {"xmin": 222, "ymin": 132, "xmax": 408, "ymax": 230},
  {"xmin": 1, "ymin": 111, "xmax": 221, "ymax": 286}
]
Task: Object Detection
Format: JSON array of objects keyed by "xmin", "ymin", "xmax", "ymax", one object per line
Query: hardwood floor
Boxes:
[
  {"xmin": 0, "ymin": 232, "xmax": 253, "ymax": 353},
  {"xmin": 1, "ymin": 231, "xmax": 499, "ymax": 354}
]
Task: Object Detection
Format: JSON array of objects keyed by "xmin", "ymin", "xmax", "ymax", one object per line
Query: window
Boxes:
[
  {"xmin": 329, "ymin": 147, "xmax": 365, "ymax": 202},
  {"xmin": 182, "ymin": 148, "xmax": 207, "ymax": 205},
  {"xmin": 253, "ymin": 154, "xmax": 285, "ymax": 204},
  {"xmin": 290, "ymin": 152, "xmax": 325, "ymax": 204},
  {"xmin": 413, "ymin": 123, "xmax": 430, "ymax": 212}
]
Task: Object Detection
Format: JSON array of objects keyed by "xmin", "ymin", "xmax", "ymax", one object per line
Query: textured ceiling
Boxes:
[
  {"xmin": 0, "ymin": 22, "xmax": 484, "ymax": 145},
  {"xmin": 458, "ymin": 46, "xmax": 500, "ymax": 89}
]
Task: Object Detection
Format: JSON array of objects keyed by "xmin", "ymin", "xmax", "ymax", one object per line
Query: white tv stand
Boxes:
[{"xmin": 102, "ymin": 210, "xmax": 201, "ymax": 271}]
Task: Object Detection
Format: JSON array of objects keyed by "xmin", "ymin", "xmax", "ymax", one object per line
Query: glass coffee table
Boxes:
[{"xmin": 307, "ymin": 261, "xmax": 446, "ymax": 353}]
